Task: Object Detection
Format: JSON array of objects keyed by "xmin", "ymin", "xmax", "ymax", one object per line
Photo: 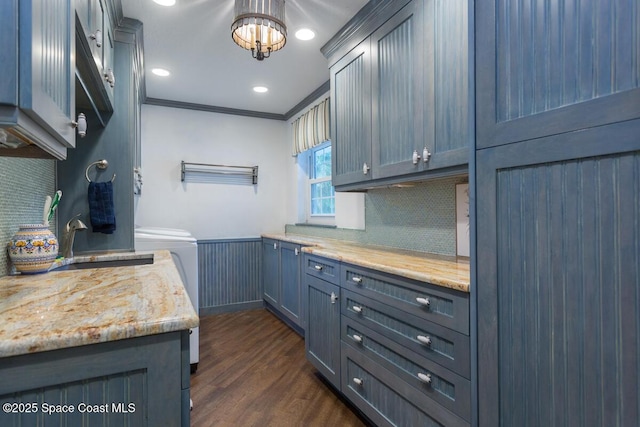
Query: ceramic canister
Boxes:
[{"xmin": 7, "ymin": 224, "xmax": 59, "ymax": 274}]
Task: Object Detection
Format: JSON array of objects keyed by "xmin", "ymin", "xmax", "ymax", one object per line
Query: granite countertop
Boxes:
[
  {"xmin": 0, "ymin": 250, "xmax": 199, "ymax": 358},
  {"xmin": 262, "ymin": 234, "xmax": 470, "ymax": 292}
]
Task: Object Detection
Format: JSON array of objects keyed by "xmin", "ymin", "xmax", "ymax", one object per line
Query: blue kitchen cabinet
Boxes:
[
  {"xmin": 423, "ymin": 0, "xmax": 471, "ymax": 172},
  {"xmin": 0, "ymin": 0, "xmax": 75, "ymax": 159},
  {"xmin": 370, "ymin": 0, "xmax": 425, "ymax": 181},
  {"xmin": 305, "ymin": 256, "xmax": 472, "ymax": 424},
  {"xmin": 262, "ymin": 238, "xmax": 280, "ymax": 307},
  {"xmin": 280, "ymin": 241, "xmax": 303, "ymax": 328},
  {"xmin": 0, "ymin": 331, "xmax": 191, "ymax": 426},
  {"xmin": 475, "ymin": 0, "xmax": 640, "ymax": 425},
  {"xmin": 305, "ymin": 255, "xmax": 342, "ymax": 390},
  {"xmin": 325, "ymin": 0, "xmax": 472, "ymax": 191},
  {"xmin": 340, "ymin": 263, "xmax": 471, "ymax": 425},
  {"xmin": 75, "ymin": 0, "xmax": 116, "ymax": 118},
  {"xmin": 329, "ymin": 38, "xmax": 372, "ymax": 187},
  {"xmin": 262, "ymin": 239, "xmax": 305, "ymax": 332}
]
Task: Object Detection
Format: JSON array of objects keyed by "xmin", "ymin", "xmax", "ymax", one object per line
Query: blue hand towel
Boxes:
[{"xmin": 88, "ymin": 181, "xmax": 116, "ymax": 234}]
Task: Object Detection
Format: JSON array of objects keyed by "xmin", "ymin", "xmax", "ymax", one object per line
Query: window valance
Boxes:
[{"xmin": 292, "ymin": 97, "xmax": 330, "ymax": 156}]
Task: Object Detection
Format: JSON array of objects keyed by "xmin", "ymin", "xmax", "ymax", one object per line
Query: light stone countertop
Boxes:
[
  {"xmin": 262, "ymin": 234, "xmax": 470, "ymax": 292},
  {"xmin": 0, "ymin": 250, "xmax": 199, "ymax": 358}
]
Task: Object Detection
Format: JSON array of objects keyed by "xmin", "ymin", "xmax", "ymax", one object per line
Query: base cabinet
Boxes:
[
  {"xmin": 262, "ymin": 238, "xmax": 304, "ymax": 331},
  {"xmin": 0, "ymin": 331, "xmax": 191, "ymax": 427},
  {"xmin": 305, "ymin": 273, "xmax": 341, "ymax": 389},
  {"xmin": 305, "ymin": 255, "xmax": 470, "ymax": 426}
]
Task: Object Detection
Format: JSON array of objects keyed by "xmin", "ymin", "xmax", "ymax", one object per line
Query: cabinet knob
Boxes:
[
  {"xmin": 417, "ymin": 335, "xmax": 432, "ymax": 346},
  {"xmin": 362, "ymin": 163, "xmax": 370, "ymax": 175},
  {"xmin": 416, "ymin": 297, "xmax": 431, "ymax": 307},
  {"xmin": 273, "ymin": 242, "xmax": 277, "ymax": 250},
  {"xmin": 104, "ymin": 68, "xmax": 115, "ymax": 88},
  {"xmin": 352, "ymin": 305, "xmax": 363, "ymax": 314},
  {"xmin": 294, "ymin": 248, "xmax": 299, "ymax": 256},
  {"xmin": 351, "ymin": 276, "xmax": 363, "ymax": 284},
  {"xmin": 351, "ymin": 334, "xmax": 363, "ymax": 343},
  {"xmin": 330, "ymin": 292, "xmax": 338, "ymax": 304},
  {"xmin": 412, "ymin": 150, "xmax": 421, "ymax": 165},
  {"xmin": 89, "ymin": 29, "xmax": 102, "ymax": 48},
  {"xmin": 422, "ymin": 147, "xmax": 431, "ymax": 163},
  {"xmin": 314, "ymin": 265, "xmax": 323, "ymax": 271},
  {"xmin": 352, "ymin": 378, "xmax": 364, "ymax": 386},
  {"xmin": 71, "ymin": 113, "xmax": 87, "ymax": 138},
  {"xmin": 417, "ymin": 372, "xmax": 432, "ymax": 385}
]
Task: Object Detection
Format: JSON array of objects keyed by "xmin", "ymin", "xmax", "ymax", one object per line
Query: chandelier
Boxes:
[{"xmin": 231, "ymin": 0, "xmax": 287, "ymax": 61}]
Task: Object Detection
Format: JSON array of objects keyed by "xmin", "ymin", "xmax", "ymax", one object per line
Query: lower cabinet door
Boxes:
[
  {"xmin": 305, "ymin": 275, "xmax": 341, "ymax": 389},
  {"xmin": 279, "ymin": 242, "xmax": 302, "ymax": 326},
  {"xmin": 341, "ymin": 343, "xmax": 469, "ymax": 427},
  {"xmin": 262, "ymin": 239, "xmax": 279, "ymax": 306}
]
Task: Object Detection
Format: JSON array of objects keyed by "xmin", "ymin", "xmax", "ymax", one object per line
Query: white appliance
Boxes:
[{"xmin": 135, "ymin": 227, "xmax": 199, "ymax": 370}]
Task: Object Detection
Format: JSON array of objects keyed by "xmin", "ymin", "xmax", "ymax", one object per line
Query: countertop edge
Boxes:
[
  {"xmin": 0, "ymin": 250, "xmax": 199, "ymax": 359},
  {"xmin": 261, "ymin": 233, "xmax": 470, "ymax": 293}
]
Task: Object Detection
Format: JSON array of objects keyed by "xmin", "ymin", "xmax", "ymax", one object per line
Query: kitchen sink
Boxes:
[{"xmin": 55, "ymin": 255, "xmax": 154, "ymax": 271}]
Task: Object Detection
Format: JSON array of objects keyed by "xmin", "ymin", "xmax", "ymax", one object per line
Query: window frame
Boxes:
[{"xmin": 306, "ymin": 141, "xmax": 335, "ymax": 223}]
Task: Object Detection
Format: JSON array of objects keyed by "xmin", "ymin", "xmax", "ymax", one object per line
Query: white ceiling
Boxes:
[{"xmin": 121, "ymin": 0, "xmax": 368, "ymax": 116}]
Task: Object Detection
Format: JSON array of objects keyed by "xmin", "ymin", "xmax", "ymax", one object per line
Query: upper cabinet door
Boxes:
[
  {"xmin": 101, "ymin": 4, "xmax": 115, "ymax": 102},
  {"xmin": 330, "ymin": 40, "xmax": 372, "ymax": 187},
  {"xmin": 425, "ymin": 0, "xmax": 471, "ymax": 170},
  {"xmin": 477, "ymin": 0, "xmax": 640, "ymax": 149},
  {"xmin": 20, "ymin": 0, "xmax": 75, "ymax": 149},
  {"xmin": 371, "ymin": 1, "xmax": 425, "ymax": 180}
]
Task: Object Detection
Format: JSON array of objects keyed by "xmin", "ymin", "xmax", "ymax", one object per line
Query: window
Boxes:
[{"xmin": 308, "ymin": 142, "xmax": 335, "ymax": 217}]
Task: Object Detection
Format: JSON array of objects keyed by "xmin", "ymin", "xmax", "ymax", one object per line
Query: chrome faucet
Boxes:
[{"xmin": 62, "ymin": 215, "xmax": 88, "ymax": 258}]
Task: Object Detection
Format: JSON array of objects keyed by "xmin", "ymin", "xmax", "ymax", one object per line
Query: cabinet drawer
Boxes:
[
  {"xmin": 342, "ymin": 289, "xmax": 470, "ymax": 378},
  {"xmin": 342, "ymin": 317, "xmax": 470, "ymax": 421},
  {"xmin": 341, "ymin": 343, "xmax": 469, "ymax": 427},
  {"xmin": 304, "ymin": 255, "xmax": 340, "ymax": 285},
  {"xmin": 341, "ymin": 263, "xmax": 469, "ymax": 334}
]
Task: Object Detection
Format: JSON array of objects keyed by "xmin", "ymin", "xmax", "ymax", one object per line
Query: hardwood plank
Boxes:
[{"xmin": 190, "ymin": 309, "xmax": 370, "ymax": 427}]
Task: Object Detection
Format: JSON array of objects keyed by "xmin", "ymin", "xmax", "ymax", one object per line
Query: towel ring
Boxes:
[{"xmin": 85, "ymin": 159, "xmax": 116, "ymax": 183}]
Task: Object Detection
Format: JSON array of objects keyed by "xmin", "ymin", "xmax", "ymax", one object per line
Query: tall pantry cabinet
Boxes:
[{"xmin": 474, "ymin": 1, "xmax": 640, "ymax": 426}]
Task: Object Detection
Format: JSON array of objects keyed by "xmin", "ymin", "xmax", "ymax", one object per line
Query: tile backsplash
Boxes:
[
  {"xmin": 0, "ymin": 157, "xmax": 56, "ymax": 277},
  {"xmin": 286, "ymin": 176, "xmax": 468, "ymax": 255}
]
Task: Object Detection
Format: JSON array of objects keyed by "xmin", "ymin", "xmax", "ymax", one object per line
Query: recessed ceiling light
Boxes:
[
  {"xmin": 295, "ymin": 28, "xmax": 315, "ymax": 41},
  {"xmin": 153, "ymin": 0, "xmax": 176, "ymax": 6},
  {"xmin": 151, "ymin": 68, "xmax": 171, "ymax": 77},
  {"xmin": 253, "ymin": 86, "xmax": 268, "ymax": 93}
]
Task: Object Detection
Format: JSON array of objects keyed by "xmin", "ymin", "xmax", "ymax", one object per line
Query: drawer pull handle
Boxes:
[
  {"xmin": 314, "ymin": 265, "xmax": 323, "ymax": 271},
  {"xmin": 352, "ymin": 277, "xmax": 363, "ymax": 284},
  {"xmin": 352, "ymin": 306, "xmax": 363, "ymax": 314},
  {"xmin": 416, "ymin": 297, "xmax": 431, "ymax": 307},
  {"xmin": 417, "ymin": 335, "xmax": 432, "ymax": 346},
  {"xmin": 330, "ymin": 292, "xmax": 338, "ymax": 304},
  {"xmin": 351, "ymin": 334, "xmax": 363, "ymax": 343},
  {"xmin": 295, "ymin": 248, "xmax": 299, "ymax": 256},
  {"xmin": 353, "ymin": 378, "xmax": 364, "ymax": 386},
  {"xmin": 273, "ymin": 243, "xmax": 277, "ymax": 250},
  {"xmin": 417, "ymin": 372, "xmax": 432, "ymax": 384}
]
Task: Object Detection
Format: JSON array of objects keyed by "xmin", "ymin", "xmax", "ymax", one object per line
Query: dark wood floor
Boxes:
[{"xmin": 190, "ymin": 309, "xmax": 371, "ymax": 427}]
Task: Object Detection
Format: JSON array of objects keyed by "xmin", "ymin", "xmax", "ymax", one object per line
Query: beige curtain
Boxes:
[{"xmin": 292, "ymin": 97, "xmax": 330, "ymax": 156}]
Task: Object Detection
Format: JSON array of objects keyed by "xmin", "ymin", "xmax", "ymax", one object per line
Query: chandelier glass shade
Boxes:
[{"xmin": 231, "ymin": 0, "xmax": 287, "ymax": 61}]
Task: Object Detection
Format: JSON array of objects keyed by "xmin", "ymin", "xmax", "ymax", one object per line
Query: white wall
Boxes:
[{"xmin": 135, "ymin": 104, "xmax": 289, "ymax": 240}]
